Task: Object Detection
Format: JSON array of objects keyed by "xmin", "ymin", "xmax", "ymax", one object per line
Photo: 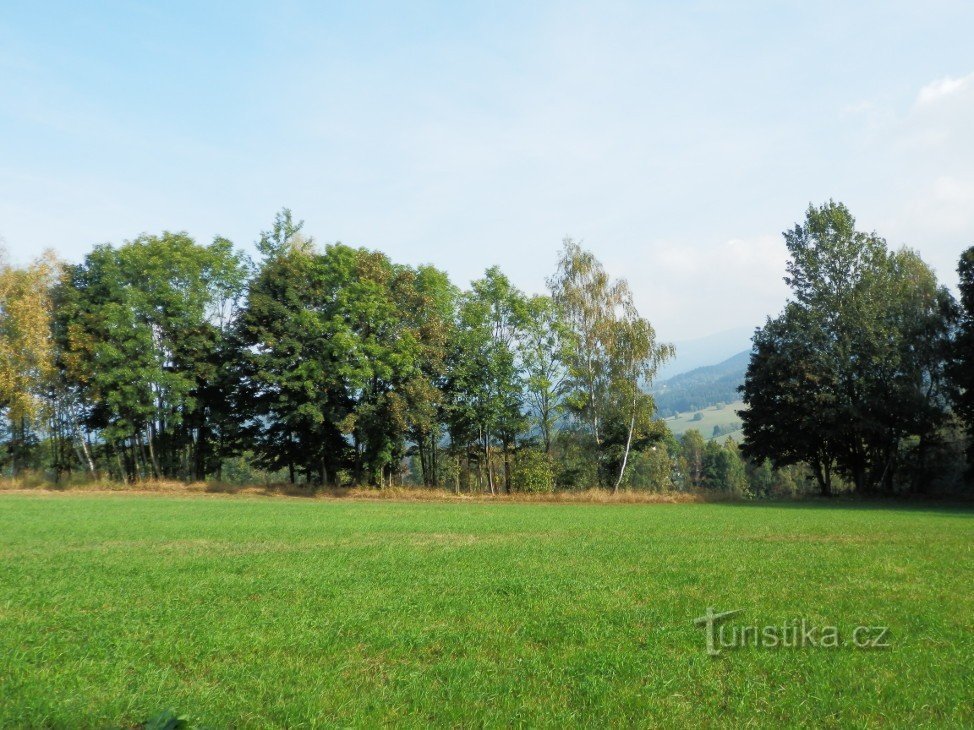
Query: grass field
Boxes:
[
  {"xmin": 666, "ymin": 399, "xmax": 746, "ymax": 440},
  {"xmin": 1, "ymin": 493, "xmax": 972, "ymax": 727}
]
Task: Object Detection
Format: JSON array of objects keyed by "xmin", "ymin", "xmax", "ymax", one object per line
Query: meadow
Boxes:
[
  {"xmin": 665, "ymin": 399, "xmax": 746, "ymax": 440},
  {"xmin": 0, "ymin": 492, "xmax": 971, "ymax": 728}
]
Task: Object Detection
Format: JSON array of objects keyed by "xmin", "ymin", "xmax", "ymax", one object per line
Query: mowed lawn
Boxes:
[{"xmin": 0, "ymin": 494, "xmax": 971, "ymax": 728}]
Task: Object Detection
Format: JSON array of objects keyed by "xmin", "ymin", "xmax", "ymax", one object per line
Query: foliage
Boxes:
[
  {"xmin": 4, "ymin": 205, "xmax": 971, "ymax": 496},
  {"xmin": 53, "ymin": 233, "xmax": 247, "ymax": 482},
  {"xmin": 0, "ymin": 251, "xmax": 57, "ymax": 475},
  {"xmin": 548, "ymin": 239, "xmax": 672, "ymax": 490},
  {"xmin": 702, "ymin": 438, "xmax": 750, "ymax": 496},
  {"xmin": 741, "ymin": 201, "xmax": 956, "ymax": 495},
  {"xmin": 143, "ymin": 709, "xmax": 191, "ymax": 730},
  {"xmin": 951, "ymin": 245, "xmax": 974, "ymax": 471},
  {"xmin": 510, "ymin": 447, "xmax": 555, "ymax": 493}
]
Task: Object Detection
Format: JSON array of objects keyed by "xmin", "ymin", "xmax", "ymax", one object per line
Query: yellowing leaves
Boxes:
[{"xmin": 0, "ymin": 251, "xmax": 59, "ymax": 424}]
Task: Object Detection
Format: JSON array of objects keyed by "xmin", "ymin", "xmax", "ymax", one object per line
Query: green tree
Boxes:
[
  {"xmin": 55, "ymin": 233, "xmax": 247, "ymax": 481},
  {"xmin": 702, "ymin": 438, "xmax": 749, "ymax": 496},
  {"xmin": 950, "ymin": 245, "xmax": 974, "ymax": 471},
  {"xmin": 680, "ymin": 429, "xmax": 705, "ymax": 489},
  {"xmin": 517, "ymin": 295, "xmax": 569, "ymax": 454},
  {"xmin": 606, "ymin": 307, "xmax": 673, "ymax": 491},
  {"xmin": 238, "ymin": 241, "xmax": 416, "ymax": 486},
  {"xmin": 235, "ymin": 240, "xmax": 349, "ymax": 484},
  {"xmin": 741, "ymin": 202, "xmax": 955, "ymax": 495},
  {"xmin": 548, "ymin": 239, "xmax": 671, "ymax": 488},
  {"xmin": 398, "ymin": 265, "xmax": 458, "ymax": 488},
  {"xmin": 445, "ymin": 267, "xmax": 526, "ymax": 493}
]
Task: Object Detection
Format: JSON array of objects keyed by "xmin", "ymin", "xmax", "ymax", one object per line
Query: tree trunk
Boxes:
[
  {"xmin": 147, "ymin": 427, "xmax": 162, "ymax": 479},
  {"xmin": 418, "ymin": 437, "xmax": 428, "ymax": 487},
  {"xmin": 484, "ymin": 429, "xmax": 495, "ymax": 495},
  {"xmin": 195, "ymin": 420, "xmax": 209, "ymax": 482},
  {"xmin": 503, "ymin": 441, "xmax": 512, "ymax": 494},
  {"xmin": 913, "ymin": 433, "xmax": 928, "ymax": 495},
  {"xmin": 813, "ymin": 459, "xmax": 832, "ymax": 497},
  {"xmin": 114, "ymin": 446, "xmax": 125, "ymax": 482},
  {"xmin": 431, "ymin": 434, "xmax": 438, "ymax": 487},
  {"xmin": 613, "ymin": 410, "xmax": 636, "ymax": 494},
  {"xmin": 77, "ymin": 427, "xmax": 96, "ymax": 476}
]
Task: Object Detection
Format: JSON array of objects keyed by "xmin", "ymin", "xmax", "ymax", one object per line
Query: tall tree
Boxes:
[
  {"xmin": 680, "ymin": 429, "xmax": 706, "ymax": 489},
  {"xmin": 55, "ymin": 233, "xmax": 247, "ymax": 481},
  {"xmin": 239, "ymin": 229, "xmax": 439, "ymax": 487},
  {"xmin": 517, "ymin": 295, "xmax": 569, "ymax": 455},
  {"xmin": 236, "ymin": 241, "xmax": 354, "ymax": 485},
  {"xmin": 0, "ymin": 250, "xmax": 58, "ymax": 475},
  {"xmin": 950, "ymin": 245, "xmax": 974, "ymax": 470},
  {"xmin": 741, "ymin": 201, "xmax": 955, "ymax": 494},
  {"xmin": 399, "ymin": 266, "xmax": 458, "ymax": 488},
  {"xmin": 445, "ymin": 267, "xmax": 526, "ymax": 493},
  {"xmin": 608, "ymin": 305, "xmax": 673, "ymax": 491},
  {"xmin": 548, "ymin": 239, "xmax": 624, "ymax": 449},
  {"xmin": 548, "ymin": 239, "xmax": 670, "ymax": 487}
]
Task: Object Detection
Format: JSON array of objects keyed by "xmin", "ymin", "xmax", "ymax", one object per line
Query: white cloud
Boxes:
[
  {"xmin": 916, "ymin": 73, "xmax": 973, "ymax": 106},
  {"xmin": 857, "ymin": 71, "xmax": 974, "ymax": 287}
]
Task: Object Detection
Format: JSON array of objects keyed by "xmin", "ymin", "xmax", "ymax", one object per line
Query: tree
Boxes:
[
  {"xmin": 256, "ymin": 208, "xmax": 311, "ymax": 258},
  {"xmin": 548, "ymin": 239, "xmax": 625, "ymax": 450},
  {"xmin": 235, "ymin": 240, "xmax": 348, "ymax": 484},
  {"xmin": 445, "ymin": 267, "xmax": 526, "ymax": 493},
  {"xmin": 56, "ymin": 233, "xmax": 248, "ymax": 481},
  {"xmin": 548, "ymin": 239, "xmax": 671, "ymax": 488},
  {"xmin": 607, "ymin": 306, "xmax": 673, "ymax": 492},
  {"xmin": 740, "ymin": 307, "xmax": 839, "ymax": 495},
  {"xmin": 741, "ymin": 201, "xmax": 955, "ymax": 495},
  {"xmin": 680, "ymin": 429, "xmax": 705, "ymax": 489},
  {"xmin": 702, "ymin": 438, "xmax": 749, "ymax": 496},
  {"xmin": 398, "ymin": 265, "xmax": 458, "ymax": 488},
  {"xmin": 517, "ymin": 295, "xmax": 569, "ymax": 455},
  {"xmin": 950, "ymin": 246, "xmax": 974, "ymax": 471},
  {"xmin": 0, "ymin": 250, "xmax": 58, "ymax": 475},
  {"xmin": 239, "ymin": 229, "xmax": 445, "ymax": 488}
]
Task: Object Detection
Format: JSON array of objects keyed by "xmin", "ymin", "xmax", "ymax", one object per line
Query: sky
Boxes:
[{"xmin": 2, "ymin": 1, "xmax": 973, "ymax": 343}]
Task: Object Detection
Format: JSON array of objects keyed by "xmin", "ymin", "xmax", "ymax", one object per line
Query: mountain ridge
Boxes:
[{"xmin": 652, "ymin": 349, "xmax": 750, "ymax": 416}]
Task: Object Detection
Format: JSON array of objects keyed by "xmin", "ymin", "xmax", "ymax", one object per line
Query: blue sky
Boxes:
[{"xmin": 2, "ymin": 1, "xmax": 973, "ymax": 341}]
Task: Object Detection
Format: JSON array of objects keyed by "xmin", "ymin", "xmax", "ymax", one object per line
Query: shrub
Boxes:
[{"xmin": 512, "ymin": 449, "xmax": 555, "ymax": 493}]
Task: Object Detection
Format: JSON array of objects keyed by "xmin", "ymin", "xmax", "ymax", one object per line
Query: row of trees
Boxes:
[
  {"xmin": 3, "ymin": 201, "xmax": 973, "ymax": 495},
  {"xmin": 0, "ymin": 212, "xmax": 673, "ymax": 492}
]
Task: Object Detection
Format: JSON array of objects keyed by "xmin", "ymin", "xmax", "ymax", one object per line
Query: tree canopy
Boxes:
[{"xmin": 1, "ymin": 203, "xmax": 971, "ymax": 497}]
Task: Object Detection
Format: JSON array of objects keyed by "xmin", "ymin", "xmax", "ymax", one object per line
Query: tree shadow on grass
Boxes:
[{"xmin": 713, "ymin": 495, "xmax": 974, "ymax": 518}]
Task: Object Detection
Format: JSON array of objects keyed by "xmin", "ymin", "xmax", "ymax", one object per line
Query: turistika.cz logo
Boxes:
[{"xmin": 693, "ymin": 607, "xmax": 891, "ymax": 656}]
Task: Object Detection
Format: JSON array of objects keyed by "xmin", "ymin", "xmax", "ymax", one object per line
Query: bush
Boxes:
[
  {"xmin": 625, "ymin": 447, "xmax": 675, "ymax": 492},
  {"xmin": 511, "ymin": 449, "xmax": 555, "ymax": 493}
]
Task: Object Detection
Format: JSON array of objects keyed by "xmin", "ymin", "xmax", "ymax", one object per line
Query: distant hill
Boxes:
[
  {"xmin": 656, "ymin": 326, "xmax": 754, "ymax": 380},
  {"xmin": 652, "ymin": 350, "xmax": 749, "ymax": 417}
]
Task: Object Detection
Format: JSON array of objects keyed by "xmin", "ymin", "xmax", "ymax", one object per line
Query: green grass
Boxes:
[
  {"xmin": 667, "ymin": 399, "xmax": 746, "ymax": 440},
  {"xmin": 0, "ymin": 493, "xmax": 972, "ymax": 728}
]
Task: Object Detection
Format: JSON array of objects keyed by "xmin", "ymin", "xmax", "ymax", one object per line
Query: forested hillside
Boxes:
[{"xmin": 653, "ymin": 351, "xmax": 749, "ymax": 416}]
